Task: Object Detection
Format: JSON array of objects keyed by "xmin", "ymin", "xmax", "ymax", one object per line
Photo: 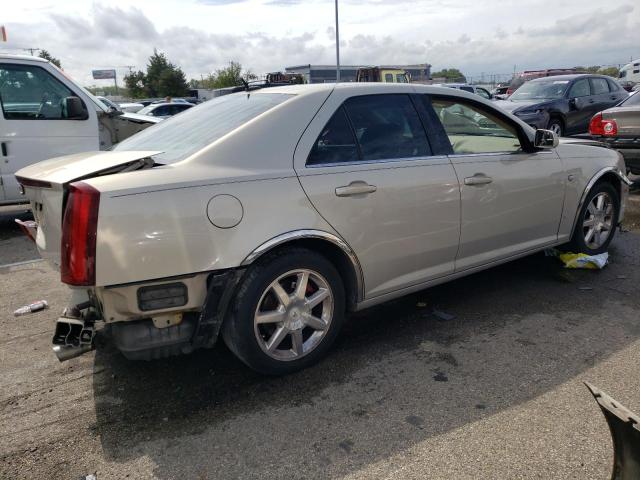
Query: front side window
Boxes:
[
  {"xmin": 568, "ymin": 79, "xmax": 590, "ymax": 98},
  {"xmin": 384, "ymin": 73, "xmax": 393, "ymax": 83},
  {"xmin": 0, "ymin": 63, "xmax": 87, "ymax": 120},
  {"xmin": 114, "ymin": 92, "xmax": 293, "ymax": 163},
  {"xmin": 432, "ymin": 98, "xmax": 521, "ymax": 154},
  {"xmin": 590, "ymin": 78, "xmax": 609, "ymax": 95},
  {"xmin": 344, "ymin": 94, "xmax": 430, "ymax": 161}
]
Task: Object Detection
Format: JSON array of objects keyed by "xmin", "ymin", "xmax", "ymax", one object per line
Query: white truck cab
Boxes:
[{"xmin": 0, "ymin": 54, "xmax": 158, "ymax": 205}]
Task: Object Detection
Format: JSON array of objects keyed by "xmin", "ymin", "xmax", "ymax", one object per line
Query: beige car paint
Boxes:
[{"xmin": 15, "ymin": 83, "xmax": 630, "ymax": 326}]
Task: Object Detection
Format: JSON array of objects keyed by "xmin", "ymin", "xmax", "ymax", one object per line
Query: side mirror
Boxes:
[
  {"xmin": 63, "ymin": 96, "xmax": 87, "ymax": 119},
  {"xmin": 534, "ymin": 129, "xmax": 559, "ymax": 149},
  {"xmin": 569, "ymin": 98, "xmax": 578, "ymax": 110}
]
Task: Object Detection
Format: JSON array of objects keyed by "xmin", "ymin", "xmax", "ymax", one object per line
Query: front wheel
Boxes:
[
  {"xmin": 566, "ymin": 182, "xmax": 620, "ymax": 255},
  {"xmin": 222, "ymin": 248, "xmax": 345, "ymax": 375},
  {"xmin": 547, "ymin": 118, "xmax": 564, "ymax": 137}
]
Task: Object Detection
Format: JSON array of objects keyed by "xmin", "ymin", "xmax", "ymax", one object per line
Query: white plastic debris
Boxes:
[{"xmin": 14, "ymin": 300, "xmax": 49, "ymax": 316}]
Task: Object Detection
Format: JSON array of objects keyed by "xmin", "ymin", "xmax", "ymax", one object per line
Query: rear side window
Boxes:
[
  {"xmin": 607, "ymin": 79, "xmax": 620, "ymax": 91},
  {"xmin": 0, "ymin": 63, "xmax": 87, "ymax": 120},
  {"xmin": 432, "ymin": 98, "xmax": 521, "ymax": 154},
  {"xmin": 344, "ymin": 94, "xmax": 430, "ymax": 161},
  {"xmin": 590, "ymin": 78, "xmax": 610, "ymax": 95},
  {"xmin": 568, "ymin": 79, "xmax": 590, "ymax": 98},
  {"xmin": 384, "ymin": 73, "xmax": 393, "ymax": 82},
  {"xmin": 307, "ymin": 107, "xmax": 359, "ymax": 165}
]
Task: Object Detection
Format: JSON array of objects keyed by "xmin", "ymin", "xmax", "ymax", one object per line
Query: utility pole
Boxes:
[
  {"xmin": 335, "ymin": 0, "xmax": 340, "ymax": 82},
  {"xmin": 22, "ymin": 47, "xmax": 40, "ymax": 56}
]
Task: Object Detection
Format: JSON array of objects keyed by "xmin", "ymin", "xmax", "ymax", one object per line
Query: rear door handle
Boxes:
[
  {"xmin": 335, "ymin": 181, "xmax": 377, "ymax": 197},
  {"xmin": 1, "ymin": 142, "xmax": 6, "ymax": 157},
  {"xmin": 464, "ymin": 174, "xmax": 493, "ymax": 186}
]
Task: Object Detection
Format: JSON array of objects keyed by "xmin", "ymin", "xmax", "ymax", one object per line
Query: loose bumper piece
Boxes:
[{"xmin": 585, "ymin": 382, "xmax": 640, "ymax": 480}]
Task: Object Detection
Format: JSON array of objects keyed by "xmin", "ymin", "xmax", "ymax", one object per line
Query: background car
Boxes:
[
  {"xmin": 433, "ymin": 83, "xmax": 493, "ymax": 100},
  {"xmin": 491, "ymin": 84, "xmax": 510, "ymax": 100},
  {"xmin": 135, "ymin": 101, "xmax": 194, "ymax": 118},
  {"xmin": 589, "ymin": 91, "xmax": 640, "ymax": 175},
  {"xmin": 495, "ymin": 74, "xmax": 628, "ymax": 136},
  {"xmin": 506, "ymin": 68, "xmax": 582, "ymax": 95},
  {"xmin": 118, "ymin": 102, "xmax": 145, "ymax": 113}
]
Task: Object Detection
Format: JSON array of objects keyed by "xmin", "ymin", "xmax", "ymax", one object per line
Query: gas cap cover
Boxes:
[{"xmin": 206, "ymin": 194, "xmax": 243, "ymax": 229}]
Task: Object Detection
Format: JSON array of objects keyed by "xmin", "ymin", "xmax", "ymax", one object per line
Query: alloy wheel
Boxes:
[
  {"xmin": 254, "ymin": 269, "xmax": 334, "ymax": 361},
  {"xmin": 582, "ymin": 192, "xmax": 614, "ymax": 249},
  {"xmin": 549, "ymin": 122, "xmax": 562, "ymax": 136}
]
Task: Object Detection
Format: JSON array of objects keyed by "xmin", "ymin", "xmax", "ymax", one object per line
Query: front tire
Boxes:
[
  {"xmin": 547, "ymin": 117, "xmax": 564, "ymax": 137},
  {"xmin": 222, "ymin": 247, "xmax": 345, "ymax": 375},
  {"xmin": 566, "ymin": 182, "xmax": 620, "ymax": 255}
]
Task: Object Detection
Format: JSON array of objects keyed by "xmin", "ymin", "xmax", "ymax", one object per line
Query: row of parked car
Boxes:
[{"xmin": 441, "ymin": 74, "xmax": 639, "ymax": 175}]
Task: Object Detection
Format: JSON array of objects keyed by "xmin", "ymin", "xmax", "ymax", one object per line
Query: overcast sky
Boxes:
[{"xmin": 1, "ymin": 0, "xmax": 639, "ymax": 86}]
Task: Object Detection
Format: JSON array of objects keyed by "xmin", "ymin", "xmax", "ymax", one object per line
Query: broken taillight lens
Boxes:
[{"xmin": 61, "ymin": 182, "xmax": 100, "ymax": 286}]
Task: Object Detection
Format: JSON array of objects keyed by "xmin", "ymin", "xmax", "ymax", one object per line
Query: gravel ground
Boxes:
[{"xmin": 0, "ymin": 189, "xmax": 639, "ymax": 480}]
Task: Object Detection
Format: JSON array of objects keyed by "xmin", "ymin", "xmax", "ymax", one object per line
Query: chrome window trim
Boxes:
[
  {"xmin": 305, "ymin": 154, "xmax": 450, "ymax": 169},
  {"xmin": 241, "ymin": 229, "xmax": 365, "ymax": 302}
]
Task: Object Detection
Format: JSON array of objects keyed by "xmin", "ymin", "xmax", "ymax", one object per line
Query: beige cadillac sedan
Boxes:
[{"xmin": 16, "ymin": 83, "xmax": 631, "ymax": 374}]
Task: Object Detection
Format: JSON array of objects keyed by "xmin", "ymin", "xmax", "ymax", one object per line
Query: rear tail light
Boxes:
[
  {"xmin": 61, "ymin": 182, "xmax": 100, "ymax": 286},
  {"xmin": 589, "ymin": 113, "xmax": 618, "ymax": 137}
]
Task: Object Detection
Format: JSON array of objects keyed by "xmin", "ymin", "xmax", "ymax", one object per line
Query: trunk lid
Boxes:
[
  {"xmin": 601, "ymin": 107, "xmax": 640, "ymax": 138},
  {"xmin": 15, "ymin": 150, "xmax": 160, "ymax": 267}
]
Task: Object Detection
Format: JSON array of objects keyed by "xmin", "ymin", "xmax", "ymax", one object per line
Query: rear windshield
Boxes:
[
  {"xmin": 114, "ymin": 92, "xmax": 293, "ymax": 163},
  {"xmin": 620, "ymin": 92, "xmax": 640, "ymax": 106}
]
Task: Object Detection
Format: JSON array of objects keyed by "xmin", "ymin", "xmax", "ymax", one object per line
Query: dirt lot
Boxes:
[{"xmin": 1, "ymin": 189, "xmax": 639, "ymax": 480}]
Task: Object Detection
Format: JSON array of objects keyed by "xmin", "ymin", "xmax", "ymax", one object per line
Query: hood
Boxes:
[
  {"xmin": 15, "ymin": 150, "xmax": 162, "ymax": 187},
  {"xmin": 494, "ymin": 99, "xmax": 550, "ymax": 114}
]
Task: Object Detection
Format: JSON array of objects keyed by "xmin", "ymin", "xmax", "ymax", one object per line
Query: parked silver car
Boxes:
[{"xmin": 16, "ymin": 83, "xmax": 630, "ymax": 374}]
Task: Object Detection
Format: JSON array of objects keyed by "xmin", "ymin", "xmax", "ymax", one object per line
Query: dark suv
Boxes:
[{"xmin": 496, "ymin": 74, "xmax": 628, "ymax": 136}]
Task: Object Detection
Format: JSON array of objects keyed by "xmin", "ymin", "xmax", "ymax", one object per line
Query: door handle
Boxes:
[
  {"xmin": 335, "ymin": 181, "xmax": 377, "ymax": 197},
  {"xmin": 1, "ymin": 142, "xmax": 6, "ymax": 157},
  {"xmin": 588, "ymin": 99, "xmax": 595, "ymax": 104},
  {"xmin": 464, "ymin": 174, "xmax": 493, "ymax": 186}
]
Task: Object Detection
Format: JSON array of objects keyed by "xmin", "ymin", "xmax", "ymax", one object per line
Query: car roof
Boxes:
[
  {"xmin": 149, "ymin": 102, "xmax": 193, "ymax": 107},
  {"xmin": 255, "ymin": 82, "xmax": 486, "ymax": 97},
  {"xmin": 0, "ymin": 53, "xmax": 49, "ymax": 63},
  {"xmin": 528, "ymin": 73, "xmax": 606, "ymax": 82}
]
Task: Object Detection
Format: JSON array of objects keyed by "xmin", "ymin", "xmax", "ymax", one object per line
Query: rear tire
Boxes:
[
  {"xmin": 566, "ymin": 182, "xmax": 620, "ymax": 255},
  {"xmin": 222, "ymin": 247, "xmax": 345, "ymax": 375}
]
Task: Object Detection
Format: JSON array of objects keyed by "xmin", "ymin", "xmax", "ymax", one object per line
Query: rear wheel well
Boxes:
[{"xmin": 248, "ymin": 238, "xmax": 360, "ymax": 311}]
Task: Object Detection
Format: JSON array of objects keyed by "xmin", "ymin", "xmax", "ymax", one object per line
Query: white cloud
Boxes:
[{"xmin": 0, "ymin": 0, "xmax": 638, "ymax": 86}]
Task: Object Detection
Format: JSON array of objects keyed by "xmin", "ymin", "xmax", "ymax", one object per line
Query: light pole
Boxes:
[{"xmin": 335, "ymin": 0, "xmax": 340, "ymax": 82}]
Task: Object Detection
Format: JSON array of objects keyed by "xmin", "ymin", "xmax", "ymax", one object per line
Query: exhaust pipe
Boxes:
[{"xmin": 52, "ymin": 344, "xmax": 93, "ymax": 362}]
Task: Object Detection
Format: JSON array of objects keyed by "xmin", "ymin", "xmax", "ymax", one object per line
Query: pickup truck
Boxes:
[{"xmin": 0, "ymin": 54, "xmax": 159, "ymax": 205}]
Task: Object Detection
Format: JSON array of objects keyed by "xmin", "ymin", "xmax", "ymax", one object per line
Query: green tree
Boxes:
[
  {"xmin": 38, "ymin": 50, "xmax": 61, "ymax": 68},
  {"xmin": 122, "ymin": 50, "xmax": 189, "ymax": 98},
  {"xmin": 598, "ymin": 66, "xmax": 619, "ymax": 77},
  {"xmin": 202, "ymin": 61, "xmax": 257, "ymax": 89},
  {"xmin": 123, "ymin": 70, "xmax": 147, "ymax": 98},
  {"xmin": 431, "ymin": 68, "xmax": 466, "ymax": 83}
]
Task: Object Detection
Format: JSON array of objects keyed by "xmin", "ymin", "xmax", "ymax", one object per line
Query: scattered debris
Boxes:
[
  {"xmin": 617, "ymin": 275, "xmax": 628, "ymax": 280},
  {"xmin": 559, "ymin": 252, "xmax": 608, "ymax": 269},
  {"xmin": 416, "ymin": 301, "xmax": 428, "ymax": 308},
  {"xmin": 14, "ymin": 300, "xmax": 49, "ymax": 317},
  {"xmin": 578, "ymin": 286, "xmax": 594, "ymax": 291},
  {"xmin": 432, "ymin": 309, "xmax": 455, "ymax": 321}
]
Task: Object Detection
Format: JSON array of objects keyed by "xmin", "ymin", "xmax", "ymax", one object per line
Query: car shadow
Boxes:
[{"xmin": 92, "ymin": 234, "xmax": 640, "ymax": 479}]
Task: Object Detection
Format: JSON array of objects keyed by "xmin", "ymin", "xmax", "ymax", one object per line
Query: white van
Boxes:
[
  {"xmin": 619, "ymin": 59, "xmax": 640, "ymax": 84},
  {"xmin": 0, "ymin": 54, "xmax": 158, "ymax": 205}
]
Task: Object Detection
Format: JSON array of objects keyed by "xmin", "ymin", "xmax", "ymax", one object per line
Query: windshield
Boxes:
[
  {"xmin": 137, "ymin": 104, "xmax": 156, "ymax": 115},
  {"xmin": 510, "ymin": 79, "xmax": 569, "ymax": 101},
  {"xmin": 620, "ymin": 92, "xmax": 640, "ymax": 106},
  {"xmin": 114, "ymin": 92, "xmax": 294, "ymax": 163}
]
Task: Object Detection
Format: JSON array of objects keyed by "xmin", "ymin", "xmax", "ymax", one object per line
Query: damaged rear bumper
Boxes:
[{"xmin": 52, "ymin": 269, "xmax": 243, "ymax": 362}]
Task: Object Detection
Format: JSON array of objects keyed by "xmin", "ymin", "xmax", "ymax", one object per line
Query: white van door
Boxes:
[{"xmin": 0, "ymin": 60, "xmax": 99, "ymax": 204}]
